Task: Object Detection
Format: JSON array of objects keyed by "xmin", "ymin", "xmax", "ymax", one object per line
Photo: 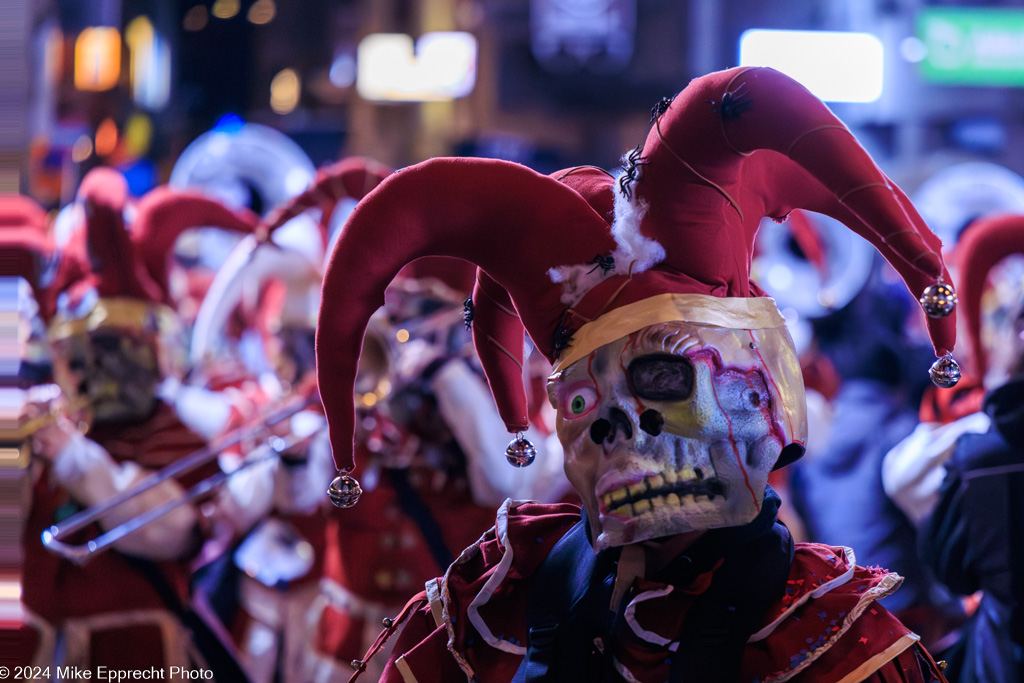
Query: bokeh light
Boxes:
[
  {"xmin": 270, "ymin": 68, "xmax": 301, "ymax": 114},
  {"xmin": 183, "ymin": 5, "xmax": 209, "ymax": 31},
  {"xmin": 248, "ymin": 0, "xmax": 276, "ymax": 25},
  {"xmin": 212, "ymin": 0, "xmax": 241, "ymax": 20}
]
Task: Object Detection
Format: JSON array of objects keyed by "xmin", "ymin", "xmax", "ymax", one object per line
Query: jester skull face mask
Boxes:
[{"xmin": 550, "ymin": 320, "xmax": 806, "ymax": 552}]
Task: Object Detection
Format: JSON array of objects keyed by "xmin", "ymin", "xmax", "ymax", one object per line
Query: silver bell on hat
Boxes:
[
  {"xmin": 920, "ymin": 282, "xmax": 958, "ymax": 318},
  {"xmin": 929, "ymin": 354, "xmax": 962, "ymax": 388},
  {"xmin": 328, "ymin": 472, "xmax": 363, "ymax": 508},
  {"xmin": 505, "ymin": 433, "xmax": 537, "ymax": 467}
]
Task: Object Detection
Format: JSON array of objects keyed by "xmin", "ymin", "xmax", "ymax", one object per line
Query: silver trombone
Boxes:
[{"xmin": 41, "ymin": 390, "xmax": 320, "ymax": 566}]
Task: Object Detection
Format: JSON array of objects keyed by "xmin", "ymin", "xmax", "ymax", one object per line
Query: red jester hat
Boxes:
[{"xmin": 316, "ymin": 67, "xmax": 958, "ymax": 550}]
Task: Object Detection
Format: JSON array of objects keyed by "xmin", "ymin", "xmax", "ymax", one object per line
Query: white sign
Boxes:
[
  {"xmin": 739, "ymin": 29, "xmax": 884, "ymax": 103},
  {"xmin": 357, "ymin": 32, "xmax": 477, "ymax": 102}
]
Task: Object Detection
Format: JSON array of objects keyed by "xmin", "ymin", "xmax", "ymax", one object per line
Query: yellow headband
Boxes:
[
  {"xmin": 48, "ymin": 297, "xmax": 179, "ymax": 341},
  {"xmin": 552, "ymin": 292, "xmax": 787, "ymax": 373}
]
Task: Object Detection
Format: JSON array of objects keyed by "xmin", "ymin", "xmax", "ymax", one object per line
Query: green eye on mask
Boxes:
[
  {"xmin": 571, "ymin": 395, "xmax": 587, "ymax": 415},
  {"xmin": 562, "ymin": 385, "xmax": 597, "ymax": 420}
]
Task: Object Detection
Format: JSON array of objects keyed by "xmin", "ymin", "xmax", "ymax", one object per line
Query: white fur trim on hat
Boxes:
[
  {"xmin": 610, "ymin": 167, "xmax": 664, "ymax": 275},
  {"xmin": 546, "ymin": 167, "xmax": 665, "ymax": 307}
]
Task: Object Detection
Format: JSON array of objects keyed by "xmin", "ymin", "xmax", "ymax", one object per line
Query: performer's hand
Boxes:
[{"xmin": 23, "ymin": 400, "xmax": 76, "ymax": 462}]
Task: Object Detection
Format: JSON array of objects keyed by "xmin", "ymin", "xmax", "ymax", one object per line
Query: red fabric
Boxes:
[
  {"xmin": 740, "ymin": 545, "xmax": 912, "ymax": 681},
  {"xmin": 369, "ymin": 505, "xmax": 946, "ymax": 683},
  {"xmin": 800, "ymin": 351, "xmax": 841, "ymax": 402},
  {"xmin": 471, "ymin": 164, "xmax": 620, "ymax": 432},
  {"xmin": 86, "ymin": 401, "xmax": 212, "ymax": 480},
  {"xmin": 951, "ymin": 214, "xmax": 1024, "ymax": 380},
  {"xmin": 0, "ymin": 195, "xmax": 53, "ymax": 301},
  {"xmin": 256, "ymin": 279, "xmax": 288, "ymax": 339},
  {"xmin": 21, "ymin": 404, "xmax": 210, "ymax": 624},
  {"xmin": 638, "ymin": 68, "xmax": 943, "ymax": 290},
  {"xmin": 316, "ymin": 448, "xmax": 501, "ymax": 664},
  {"xmin": 784, "ymin": 638, "xmax": 943, "ymax": 683},
  {"xmin": 317, "ymin": 158, "xmax": 616, "ymax": 469},
  {"xmin": 374, "ymin": 502, "xmax": 580, "ymax": 683},
  {"xmin": 316, "ymin": 601, "xmax": 370, "ymax": 664},
  {"xmin": 130, "ymin": 185, "xmax": 260, "ymax": 305},
  {"xmin": 46, "ymin": 233, "xmax": 88, "ymax": 323},
  {"xmin": 260, "ymin": 156, "xmax": 394, "ymax": 244},
  {"xmin": 45, "ymin": 172, "xmax": 257, "ymax": 315},
  {"xmin": 317, "ymin": 69, "xmax": 956, "ymax": 473},
  {"xmin": 33, "ymin": 168, "xmax": 129, "ymax": 319},
  {"xmin": 857, "ymin": 644, "xmax": 947, "ymax": 683},
  {"xmin": 74, "ymin": 171, "xmax": 164, "ymax": 305},
  {"xmin": 320, "ymin": 464, "xmax": 498, "ymax": 605},
  {"xmin": 77, "ymin": 167, "xmax": 129, "ymax": 214},
  {"xmin": 1, "ymin": 231, "xmax": 52, "ymax": 282},
  {"xmin": 583, "ymin": 67, "xmax": 952, "ymax": 354},
  {"xmin": 378, "ymin": 606, "xmax": 464, "ymax": 683},
  {"xmin": 409, "ymin": 501, "xmax": 580, "ymax": 682},
  {"xmin": 90, "ymin": 624, "xmax": 168, "ymax": 670},
  {"xmin": 918, "ymin": 378, "xmax": 986, "ymax": 425},
  {"xmin": 551, "ymin": 165, "xmax": 617, "ymax": 222},
  {"xmin": 472, "ymin": 270, "xmax": 529, "ymax": 431},
  {"xmin": 327, "ymin": 157, "xmax": 393, "ymax": 209},
  {"xmin": 0, "ymin": 194, "xmax": 48, "ymax": 230}
]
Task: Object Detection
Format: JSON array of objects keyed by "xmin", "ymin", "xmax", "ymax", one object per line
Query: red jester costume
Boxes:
[
  {"xmin": 187, "ymin": 157, "xmax": 398, "ymax": 683},
  {"xmin": 11, "ymin": 169, "xmax": 259, "ymax": 674},
  {"xmin": 315, "ymin": 67, "xmax": 959, "ymax": 682},
  {"xmin": 190, "ymin": 157, "xmax": 550, "ymax": 682}
]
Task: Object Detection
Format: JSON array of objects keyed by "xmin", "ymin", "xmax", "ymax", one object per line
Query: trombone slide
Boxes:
[{"xmin": 41, "ymin": 392, "xmax": 319, "ymax": 565}]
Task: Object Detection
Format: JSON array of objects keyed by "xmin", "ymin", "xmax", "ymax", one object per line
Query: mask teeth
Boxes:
[{"xmin": 600, "ymin": 466, "xmax": 724, "ymax": 513}]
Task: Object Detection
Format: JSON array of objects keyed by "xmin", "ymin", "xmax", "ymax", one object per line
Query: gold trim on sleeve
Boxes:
[{"xmin": 833, "ymin": 634, "xmax": 919, "ymax": 683}]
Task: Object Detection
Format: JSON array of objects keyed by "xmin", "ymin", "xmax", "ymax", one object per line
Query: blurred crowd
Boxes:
[
  {"xmin": 8, "ymin": 127, "xmax": 572, "ymax": 682},
  {"xmin": 6, "ymin": 113, "xmax": 1024, "ymax": 683}
]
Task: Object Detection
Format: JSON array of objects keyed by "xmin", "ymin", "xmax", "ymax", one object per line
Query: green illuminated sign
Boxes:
[{"xmin": 918, "ymin": 8, "xmax": 1024, "ymax": 86}]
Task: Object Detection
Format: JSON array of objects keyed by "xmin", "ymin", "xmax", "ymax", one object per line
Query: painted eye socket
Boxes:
[
  {"xmin": 627, "ymin": 354, "xmax": 694, "ymax": 401},
  {"xmin": 715, "ymin": 369, "xmax": 770, "ymax": 413},
  {"xmin": 562, "ymin": 384, "xmax": 598, "ymax": 420}
]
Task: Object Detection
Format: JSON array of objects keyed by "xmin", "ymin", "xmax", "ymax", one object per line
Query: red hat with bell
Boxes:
[
  {"xmin": 46, "ymin": 168, "xmax": 260, "ymax": 339},
  {"xmin": 1, "ymin": 195, "xmax": 55, "ymax": 311},
  {"xmin": 258, "ymin": 156, "xmax": 395, "ymax": 248},
  {"xmin": 954, "ymin": 214, "xmax": 1024, "ymax": 388},
  {"xmin": 316, "ymin": 67, "xmax": 959, "ymax": 507},
  {"xmin": 191, "ymin": 157, "xmax": 395, "ymax": 368}
]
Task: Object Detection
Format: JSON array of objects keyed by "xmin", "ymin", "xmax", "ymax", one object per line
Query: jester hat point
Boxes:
[
  {"xmin": 1, "ymin": 194, "xmax": 54, "ymax": 306},
  {"xmin": 191, "ymin": 157, "xmax": 394, "ymax": 367}
]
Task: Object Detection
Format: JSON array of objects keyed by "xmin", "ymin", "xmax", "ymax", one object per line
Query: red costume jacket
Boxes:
[
  {"xmin": 21, "ymin": 402, "xmax": 212, "ymax": 668},
  {"xmin": 315, "ymin": 452, "xmax": 501, "ymax": 665},
  {"xmin": 364, "ymin": 500, "xmax": 947, "ymax": 683}
]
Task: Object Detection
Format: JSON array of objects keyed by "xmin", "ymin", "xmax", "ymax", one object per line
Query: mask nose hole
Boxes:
[
  {"xmin": 589, "ymin": 407, "xmax": 634, "ymax": 444},
  {"xmin": 589, "ymin": 419, "xmax": 611, "ymax": 444}
]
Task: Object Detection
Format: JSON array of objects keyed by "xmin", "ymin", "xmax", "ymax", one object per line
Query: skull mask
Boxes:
[{"xmin": 549, "ymin": 320, "xmax": 806, "ymax": 552}]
